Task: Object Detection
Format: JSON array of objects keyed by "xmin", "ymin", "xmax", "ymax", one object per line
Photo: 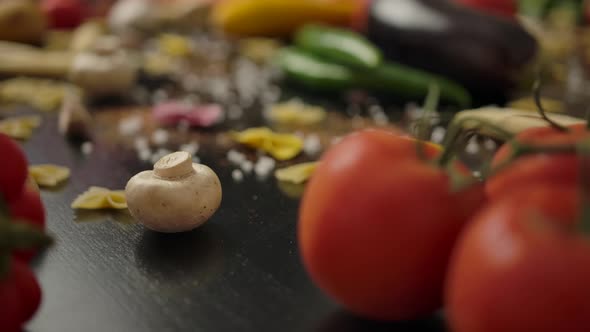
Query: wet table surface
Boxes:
[{"xmin": 20, "ymin": 106, "xmax": 449, "ymax": 332}]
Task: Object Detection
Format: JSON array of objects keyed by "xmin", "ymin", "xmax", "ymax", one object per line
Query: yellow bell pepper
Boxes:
[{"xmin": 211, "ymin": 0, "xmax": 358, "ymax": 37}]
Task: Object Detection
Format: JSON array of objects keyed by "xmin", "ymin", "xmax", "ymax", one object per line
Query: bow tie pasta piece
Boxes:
[
  {"xmin": 0, "ymin": 116, "xmax": 41, "ymax": 140},
  {"xmin": 266, "ymin": 100, "xmax": 327, "ymax": 126},
  {"xmin": 231, "ymin": 127, "xmax": 303, "ymax": 161},
  {"xmin": 29, "ymin": 164, "xmax": 71, "ymax": 187},
  {"xmin": 71, "ymin": 186, "xmax": 128, "ymax": 210},
  {"xmin": 275, "ymin": 162, "xmax": 318, "ymax": 184}
]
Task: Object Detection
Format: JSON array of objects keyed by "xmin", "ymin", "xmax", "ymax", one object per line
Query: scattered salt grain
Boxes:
[
  {"xmin": 151, "ymin": 129, "xmax": 169, "ymax": 146},
  {"xmin": 473, "ymin": 171, "xmax": 482, "ymax": 178},
  {"xmin": 254, "ymin": 156, "xmax": 276, "ymax": 178},
  {"xmin": 81, "ymin": 142, "xmax": 93, "ymax": 155},
  {"xmin": 227, "ymin": 149, "xmax": 246, "ymax": 165},
  {"xmin": 134, "ymin": 136, "xmax": 149, "ymax": 151},
  {"xmin": 119, "ymin": 115, "xmax": 143, "ymax": 136},
  {"xmin": 484, "ymin": 139, "xmax": 497, "ymax": 150},
  {"xmin": 232, "ymin": 169, "xmax": 244, "ymax": 182},
  {"xmin": 430, "ymin": 127, "xmax": 446, "ymax": 144},
  {"xmin": 372, "ymin": 112, "xmax": 389, "ymax": 126},
  {"xmin": 465, "ymin": 136, "xmax": 480, "ymax": 155},
  {"xmin": 138, "ymin": 148, "xmax": 151, "ymax": 161},
  {"xmin": 179, "ymin": 141, "xmax": 200, "ymax": 155},
  {"xmin": 240, "ymin": 160, "xmax": 254, "ymax": 174},
  {"xmin": 303, "ymin": 134, "xmax": 322, "ymax": 156}
]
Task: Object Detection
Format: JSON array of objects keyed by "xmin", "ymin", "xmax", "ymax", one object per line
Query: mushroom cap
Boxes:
[{"xmin": 125, "ymin": 162, "xmax": 222, "ymax": 233}]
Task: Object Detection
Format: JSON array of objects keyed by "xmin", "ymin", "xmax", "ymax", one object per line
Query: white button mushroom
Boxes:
[{"xmin": 125, "ymin": 151, "xmax": 222, "ymax": 233}]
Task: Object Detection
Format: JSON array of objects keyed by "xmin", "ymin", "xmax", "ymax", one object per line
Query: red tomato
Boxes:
[
  {"xmin": 41, "ymin": 0, "xmax": 86, "ymax": 29},
  {"xmin": 9, "ymin": 188, "xmax": 46, "ymax": 263},
  {"xmin": 13, "ymin": 258, "xmax": 42, "ymax": 323},
  {"xmin": 0, "ymin": 258, "xmax": 42, "ymax": 332},
  {"xmin": 455, "ymin": 0, "xmax": 517, "ymax": 17},
  {"xmin": 298, "ymin": 129, "xmax": 485, "ymax": 320},
  {"xmin": 486, "ymin": 124, "xmax": 590, "ymax": 200},
  {"xmin": 446, "ymin": 185, "xmax": 590, "ymax": 332},
  {"xmin": 0, "ymin": 134, "xmax": 28, "ymax": 202}
]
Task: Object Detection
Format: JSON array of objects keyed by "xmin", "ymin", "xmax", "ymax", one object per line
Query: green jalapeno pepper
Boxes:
[
  {"xmin": 276, "ymin": 47, "xmax": 471, "ymax": 107},
  {"xmin": 294, "ymin": 24, "xmax": 382, "ymax": 69}
]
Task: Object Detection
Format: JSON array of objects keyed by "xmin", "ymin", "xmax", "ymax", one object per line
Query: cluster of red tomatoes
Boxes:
[
  {"xmin": 0, "ymin": 133, "xmax": 49, "ymax": 332},
  {"xmin": 299, "ymin": 124, "xmax": 590, "ymax": 331}
]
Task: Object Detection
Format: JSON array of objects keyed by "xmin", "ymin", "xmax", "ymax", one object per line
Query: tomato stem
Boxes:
[
  {"xmin": 533, "ymin": 73, "xmax": 569, "ymax": 132},
  {"xmin": 437, "ymin": 117, "xmax": 513, "ymax": 167},
  {"xmin": 0, "ymin": 221, "xmax": 53, "ymax": 251},
  {"xmin": 455, "ymin": 140, "xmax": 590, "ymax": 192},
  {"xmin": 416, "ymin": 83, "xmax": 440, "ymax": 161}
]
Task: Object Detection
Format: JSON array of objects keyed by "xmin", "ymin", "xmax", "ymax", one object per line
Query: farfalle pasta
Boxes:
[
  {"xmin": 0, "ymin": 116, "xmax": 41, "ymax": 140},
  {"xmin": 71, "ymin": 186, "xmax": 127, "ymax": 210},
  {"xmin": 275, "ymin": 162, "xmax": 318, "ymax": 184},
  {"xmin": 29, "ymin": 164, "xmax": 70, "ymax": 187},
  {"xmin": 230, "ymin": 127, "xmax": 303, "ymax": 161}
]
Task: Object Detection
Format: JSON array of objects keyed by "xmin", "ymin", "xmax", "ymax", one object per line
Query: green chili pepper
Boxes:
[
  {"xmin": 294, "ymin": 24, "xmax": 382, "ymax": 69},
  {"xmin": 276, "ymin": 47, "xmax": 471, "ymax": 107},
  {"xmin": 357, "ymin": 63, "xmax": 472, "ymax": 108},
  {"xmin": 275, "ymin": 47, "xmax": 355, "ymax": 90}
]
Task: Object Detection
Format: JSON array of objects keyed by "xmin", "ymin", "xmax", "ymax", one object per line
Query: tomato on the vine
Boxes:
[
  {"xmin": 0, "ymin": 258, "xmax": 42, "ymax": 332},
  {"xmin": 446, "ymin": 185, "xmax": 590, "ymax": 332},
  {"xmin": 0, "ymin": 133, "xmax": 28, "ymax": 202},
  {"xmin": 9, "ymin": 188, "xmax": 46, "ymax": 262},
  {"xmin": 486, "ymin": 124, "xmax": 590, "ymax": 200},
  {"xmin": 298, "ymin": 129, "xmax": 485, "ymax": 320}
]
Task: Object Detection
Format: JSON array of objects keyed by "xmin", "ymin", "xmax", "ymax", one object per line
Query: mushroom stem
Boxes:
[{"xmin": 153, "ymin": 151, "xmax": 194, "ymax": 179}]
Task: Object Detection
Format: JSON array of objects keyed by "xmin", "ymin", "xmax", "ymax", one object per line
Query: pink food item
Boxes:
[{"xmin": 152, "ymin": 101, "xmax": 223, "ymax": 127}]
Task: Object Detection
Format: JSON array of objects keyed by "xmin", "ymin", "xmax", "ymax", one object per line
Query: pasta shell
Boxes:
[{"xmin": 29, "ymin": 164, "xmax": 70, "ymax": 187}]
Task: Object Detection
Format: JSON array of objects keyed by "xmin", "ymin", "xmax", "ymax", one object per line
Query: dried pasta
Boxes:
[
  {"xmin": 230, "ymin": 127, "xmax": 303, "ymax": 161},
  {"xmin": 0, "ymin": 116, "xmax": 41, "ymax": 140},
  {"xmin": 275, "ymin": 162, "xmax": 318, "ymax": 184},
  {"xmin": 266, "ymin": 100, "xmax": 327, "ymax": 126},
  {"xmin": 29, "ymin": 164, "xmax": 70, "ymax": 187},
  {"xmin": 71, "ymin": 186, "xmax": 127, "ymax": 210}
]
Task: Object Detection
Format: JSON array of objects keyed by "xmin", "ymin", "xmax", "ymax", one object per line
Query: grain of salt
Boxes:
[
  {"xmin": 152, "ymin": 129, "xmax": 169, "ymax": 146},
  {"xmin": 81, "ymin": 142, "xmax": 93, "ymax": 155},
  {"xmin": 232, "ymin": 169, "xmax": 244, "ymax": 182}
]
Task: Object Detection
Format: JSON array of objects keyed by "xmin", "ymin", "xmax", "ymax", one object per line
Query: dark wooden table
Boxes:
[{"xmin": 20, "ymin": 106, "xmax": 448, "ymax": 332}]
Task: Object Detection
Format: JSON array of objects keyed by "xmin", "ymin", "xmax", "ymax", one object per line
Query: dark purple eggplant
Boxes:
[{"xmin": 365, "ymin": 0, "xmax": 538, "ymax": 105}]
